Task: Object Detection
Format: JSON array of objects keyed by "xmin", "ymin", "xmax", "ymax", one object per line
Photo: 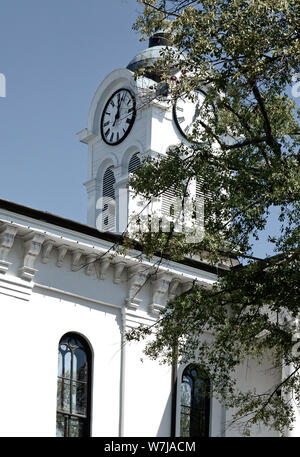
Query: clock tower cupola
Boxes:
[{"xmin": 77, "ymin": 31, "xmax": 203, "ymax": 236}]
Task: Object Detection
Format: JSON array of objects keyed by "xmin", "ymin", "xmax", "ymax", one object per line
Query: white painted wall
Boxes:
[
  {"xmin": 224, "ymin": 355, "xmax": 282, "ymax": 437},
  {"xmin": 123, "ymin": 339, "xmax": 172, "ymax": 437},
  {"xmin": 0, "ymin": 281, "xmax": 122, "ymax": 437}
]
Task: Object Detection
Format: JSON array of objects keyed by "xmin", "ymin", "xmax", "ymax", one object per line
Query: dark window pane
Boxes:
[
  {"xmin": 57, "ymin": 378, "xmax": 71, "ymax": 413},
  {"xmin": 73, "ymin": 349, "xmax": 87, "ymax": 381},
  {"xmin": 180, "ymin": 407, "xmax": 191, "ymax": 437},
  {"xmin": 181, "ymin": 376, "xmax": 192, "ymax": 407},
  {"xmin": 57, "ymin": 378, "xmax": 62, "ymax": 410},
  {"xmin": 72, "ymin": 381, "xmax": 87, "ymax": 416},
  {"xmin": 69, "ymin": 417, "xmax": 85, "ymax": 437},
  {"xmin": 61, "ymin": 379, "xmax": 71, "ymax": 413},
  {"xmin": 58, "ymin": 351, "xmax": 63, "ymax": 377},
  {"xmin": 63, "ymin": 351, "xmax": 71, "ymax": 379},
  {"xmin": 56, "ymin": 413, "xmax": 67, "ymax": 437},
  {"xmin": 69, "ymin": 337, "xmax": 78, "ymax": 347},
  {"xmin": 180, "ymin": 364, "xmax": 210, "ymax": 437}
]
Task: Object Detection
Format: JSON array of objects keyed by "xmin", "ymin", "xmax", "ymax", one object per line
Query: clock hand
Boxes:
[
  {"xmin": 113, "ymin": 98, "xmax": 121, "ymax": 126},
  {"xmin": 191, "ymin": 100, "xmax": 201, "ymax": 124}
]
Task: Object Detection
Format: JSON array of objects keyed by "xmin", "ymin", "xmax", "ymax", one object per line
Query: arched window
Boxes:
[
  {"xmin": 128, "ymin": 152, "xmax": 141, "ymax": 174},
  {"xmin": 180, "ymin": 364, "xmax": 210, "ymax": 437},
  {"xmin": 103, "ymin": 165, "xmax": 116, "ymax": 200},
  {"xmin": 56, "ymin": 333, "xmax": 92, "ymax": 437},
  {"xmin": 100, "ymin": 165, "xmax": 116, "ymax": 230}
]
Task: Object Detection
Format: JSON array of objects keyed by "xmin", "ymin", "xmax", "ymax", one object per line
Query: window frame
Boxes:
[
  {"xmin": 56, "ymin": 332, "xmax": 93, "ymax": 437},
  {"xmin": 178, "ymin": 363, "xmax": 211, "ymax": 438}
]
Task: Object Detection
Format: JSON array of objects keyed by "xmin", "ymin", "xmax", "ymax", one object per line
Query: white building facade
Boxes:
[{"xmin": 0, "ymin": 34, "xmax": 295, "ymax": 437}]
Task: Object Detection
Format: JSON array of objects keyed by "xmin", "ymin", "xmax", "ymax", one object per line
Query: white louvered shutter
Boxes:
[
  {"xmin": 196, "ymin": 178, "xmax": 204, "ymax": 205},
  {"xmin": 161, "ymin": 187, "xmax": 183, "ymax": 232},
  {"xmin": 128, "ymin": 153, "xmax": 144, "ymax": 234},
  {"xmin": 96, "ymin": 165, "xmax": 116, "ymax": 232},
  {"xmin": 128, "ymin": 152, "xmax": 141, "ymax": 174}
]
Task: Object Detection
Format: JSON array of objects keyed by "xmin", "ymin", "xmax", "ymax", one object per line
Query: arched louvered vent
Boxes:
[
  {"xmin": 128, "ymin": 153, "xmax": 141, "ymax": 174},
  {"xmin": 196, "ymin": 177, "xmax": 212, "ymax": 204},
  {"xmin": 96, "ymin": 165, "xmax": 116, "ymax": 232},
  {"xmin": 161, "ymin": 188, "xmax": 184, "ymax": 233},
  {"xmin": 161, "ymin": 187, "xmax": 178, "ymax": 218},
  {"xmin": 196, "ymin": 178, "xmax": 204, "ymax": 203},
  {"xmin": 103, "ymin": 165, "xmax": 116, "ymax": 200}
]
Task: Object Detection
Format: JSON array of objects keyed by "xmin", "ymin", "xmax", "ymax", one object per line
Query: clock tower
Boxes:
[{"xmin": 77, "ymin": 31, "xmax": 203, "ymax": 236}]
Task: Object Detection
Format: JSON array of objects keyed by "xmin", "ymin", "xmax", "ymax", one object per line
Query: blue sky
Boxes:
[
  {"xmin": 0, "ymin": 1, "xmax": 298, "ymax": 259},
  {"xmin": 0, "ymin": 0, "xmax": 144, "ymax": 221}
]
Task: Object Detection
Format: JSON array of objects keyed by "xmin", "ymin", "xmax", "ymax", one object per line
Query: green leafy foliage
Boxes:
[{"xmin": 127, "ymin": 0, "xmax": 300, "ymax": 434}]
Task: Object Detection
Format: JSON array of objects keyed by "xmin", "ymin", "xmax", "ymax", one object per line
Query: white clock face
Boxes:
[
  {"xmin": 101, "ymin": 88, "xmax": 136, "ymax": 145},
  {"xmin": 173, "ymin": 91, "xmax": 205, "ymax": 141}
]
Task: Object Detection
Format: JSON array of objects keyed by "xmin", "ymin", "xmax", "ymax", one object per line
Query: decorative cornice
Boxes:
[
  {"xmin": 149, "ymin": 273, "xmax": 173, "ymax": 315},
  {"xmin": 71, "ymin": 249, "xmax": 84, "ymax": 271},
  {"xmin": 148, "ymin": 302, "xmax": 165, "ymax": 315},
  {"xmin": 125, "ymin": 296, "xmax": 142, "ymax": 310},
  {"xmin": 56, "ymin": 245, "xmax": 68, "ymax": 268},
  {"xmin": 181, "ymin": 280, "xmax": 194, "ymax": 294},
  {"xmin": 126, "ymin": 265, "xmax": 148, "ymax": 309},
  {"xmin": 83, "ymin": 178, "xmax": 98, "ymax": 193},
  {"xmin": 77, "ymin": 128, "xmax": 97, "ymax": 144},
  {"xmin": 168, "ymin": 278, "xmax": 181, "ymax": 300},
  {"xmin": 41, "ymin": 240, "xmax": 54, "ymax": 264},
  {"xmin": 96, "ymin": 256, "xmax": 111, "ymax": 280},
  {"xmin": 85, "ymin": 253, "xmax": 98, "ymax": 276},
  {"xmin": 0, "ymin": 224, "xmax": 18, "ymax": 274},
  {"xmin": 0, "ymin": 201, "xmax": 225, "ymax": 276},
  {"xmin": 19, "ymin": 232, "xmax": 45, "ymax": 281},
  {"xmin": 113, "ymin": 261, "xmax": 127, "ymax": 284},
  {"xmin": 122, "ymin": 307, "xmax": 156, "ymax": 331},
  {"xmin": 0, "ymin": 275, "xmax": 33, "ymax": 301},
  {"xmin": 0, "ymin": 213, "xmax": 218, "ymax": 316}
]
